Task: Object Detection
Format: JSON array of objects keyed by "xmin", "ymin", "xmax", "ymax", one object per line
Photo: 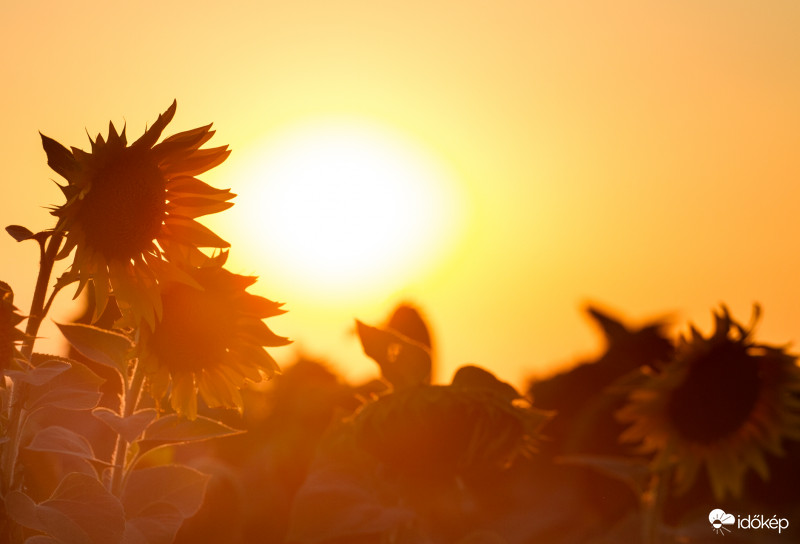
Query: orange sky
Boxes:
[{"xmin": 3, "ymin": 1, "xmax": 800, "ymax": 387}]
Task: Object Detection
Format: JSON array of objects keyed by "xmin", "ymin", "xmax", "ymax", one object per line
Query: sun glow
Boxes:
[{"xmin": 227, "ymin": 119, "xmax": 467, "ymax": 304}]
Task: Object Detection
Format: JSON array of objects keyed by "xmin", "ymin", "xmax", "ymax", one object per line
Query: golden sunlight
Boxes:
[{"xmin": 227, "ymin": 118, "xmax": 467, "ymax": 304}]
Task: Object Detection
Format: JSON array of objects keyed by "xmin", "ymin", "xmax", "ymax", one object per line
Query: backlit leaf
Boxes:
[
  {"xmin": 56, "ymin": 322, "xmax": 132, "ymax": 376},
  {"xmin": 24, "ymin": 360, "xmax": 104, "ymax": 413},
  {"xmin": 5, "ymin": 359, "xmax": 71, "ymax": 386},
  {"xmin": 288, "ymin": 462, "xmax": 414, "ymax": 543},
  {"xmin": 93, "ymin": 408, "xmax": 157, "ymax": 444},
  {"xmin": 137, "ymin": 414, "xmax": 242, "ymax": 453},
  {"xmin": 6, "ymin": 473, "xmax": 125, "ymax": 544},
  {"xmin": 27, "ymin": 426, "xmax": 108, "ymax": 465},
  {"xmin": 24, "ymin": 536, "xmax": 62, "ymax": 544},
  {"xmin": 122, "ymin": 465, "xmax": 210, "ymax": 519},
  {"xmin": 122, "ymin": 502, "xmax": 184, "ymax": 544}
]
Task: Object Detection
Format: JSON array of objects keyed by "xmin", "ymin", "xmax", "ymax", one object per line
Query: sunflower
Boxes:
[
  {"xmin": 617, "ymin": 305, "xmax": 800, "ymax": 500},
  {"xmin": 0, "ymin": 281, "xmax": 28, "ymax": 372},
  {"xmin": 140, "ymin": 253, "xmax": 290, "ymax": 419},
  {"xmin": 354, "ymin": 365, "xmax": 548, "ymax": 479},
  {"xmin": 41, "ymin": 100, "xmax": 234, "ymax": 328}
]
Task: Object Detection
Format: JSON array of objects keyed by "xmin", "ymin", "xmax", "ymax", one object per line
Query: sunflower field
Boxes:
[{"xmin": 2, "ymin": 104, "xmax": 799, "ymax": 544}]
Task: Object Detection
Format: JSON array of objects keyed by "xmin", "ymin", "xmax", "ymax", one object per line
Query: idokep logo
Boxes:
[
  {"xmin": 709, "ymin": 508, "xmax": 790, "ymax": 535},
  {"xmin": 709, "ymin": 509, "xmax": 735, "ymax": 535}
]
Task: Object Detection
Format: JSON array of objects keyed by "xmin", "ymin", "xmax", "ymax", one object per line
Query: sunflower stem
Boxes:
[
  {"xmin": 40, "ymin": 282, "xmax": 66, "ymax": 323},
  {"xmin": 22, "ymin": 231, "xmax": 64, "ymax": 358},
  {"xmin": 110, "ymin": 359, "xmax": 146, "ymax": 495},
  {"xmin": 641, "ymin": 469, "xmax": 669, "ymax": 544}
]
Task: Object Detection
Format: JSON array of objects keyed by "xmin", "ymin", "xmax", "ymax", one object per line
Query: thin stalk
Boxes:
[
  {"xmin": 641, "ymin": 469, "xmax": 669, "ymax": 544},
  {"xmin": 22, "ymin": 232, "xmax": 63, "ymax": 358},
  {"xmin": 41, "ymin": 282, "xmax": 66, "ymax": 322},
  {"xmin": 110, "ymin": 359, "xmax": 146, "ymax": 494}
]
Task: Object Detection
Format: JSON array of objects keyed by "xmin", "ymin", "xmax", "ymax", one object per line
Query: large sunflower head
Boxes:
[
  {"xmin": 41, "ymin": 100, "xmax": 234, "ymax": 328},
  {"xmin": 141, "ymin": 253, "xmax": 290, "ymax": 419},
  {"xmin": 0, "ymin": 281, "xmax": 28, "ymax": 372},
  {"xmin": 618, "ymin": 305, "xmax": 800, "ymax": 500},
  {"xmin": 354, "ymin": 365, "xmax": 548, "ymax": 480}
]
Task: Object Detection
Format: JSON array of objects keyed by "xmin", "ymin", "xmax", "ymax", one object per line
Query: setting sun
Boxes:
[{"xmin": 228, "ymin": 119, "xmax": 467, "ymax": 303}]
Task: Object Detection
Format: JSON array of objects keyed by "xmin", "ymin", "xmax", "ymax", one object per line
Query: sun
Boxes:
[{"xmin": 225, "ymin": 118, "xmax": 467, "ymax": 304}]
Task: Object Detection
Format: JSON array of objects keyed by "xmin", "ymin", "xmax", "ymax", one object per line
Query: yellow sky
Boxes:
[{"xmin": 3, "ymin": 1, "xmax": 800, "ymax": 387}]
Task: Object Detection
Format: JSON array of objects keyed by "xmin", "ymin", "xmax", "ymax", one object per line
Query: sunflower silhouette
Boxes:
[
  {"xmin": 140, "ymin": 253, "xmax": 290, "ymax": 419},
  {"xmin": 41, "ymin": 100, "xmax": 234, "ymax": 327},
  {"xmin": 354, "ymin": 365, "xmax": 548, "ymax": 479},
  {"xmin": 618, "ymin": 306, "xmax": 800, "ymax": 500}
]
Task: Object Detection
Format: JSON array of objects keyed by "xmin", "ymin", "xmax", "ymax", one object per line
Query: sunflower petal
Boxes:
[
  {"xmin": 132, "ymin": 100, "xmax": 178, "ymax": 150},
  {"xmin": 160, "ymin": 146, "xmax": 231, "ymax": 177},
  {"xmin": 163, "ymin": 217, "xmax": 230, "ymax": 248},
  {"xmin": 230, "ymin": 344, "xmax": 280, "ymax": 377},
  {"xmin": 198, "ymin": 369, "xmax": 242, "ymax": 411},
  {"xmin": 167, "ymin": 176, "xmax": 234, "ymax": 198},
  {"xmin": 240, "ymin": 295, "xmax": 286, "ymax": 318},
  {"xmin": 154, "ymin": 125, "xmax": 215, "ymax": 159},
  {"xmin": 142, "ymin": 252, "xmax": 203, "ymax": 290},
  {"xmin": 148, "ymin": 363, "xmax": 171, "ymax": 402},
  {"xmin": 171, "ymin": 372, "xmax": 198, "ymax": 420},
  {"xmin": 167, "ymin": 197, "xmax": 234, "ymax": 219},
  {"xmin": 235, "ymin": 318, "xmax": 291, "ymax": 347},
  {"xmin": 91, "ymin": 260, "xmax": 111, "ymax": 322}
]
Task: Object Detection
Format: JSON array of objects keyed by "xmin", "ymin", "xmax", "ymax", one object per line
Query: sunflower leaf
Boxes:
[
  {"xmin": 26, "ymin": 425, "xmax": 110, "ymax": 465},
  {"xmin": 93, "ymin": 408, "xmax": 157, "ymax": 444},
  {"xmin": 5, "ymin": 359, "xmax": 71, "ymax": 386},
  {"xmin": 24, "ymin": 536, "xmax": 62, "ymax": 544},
  {"xmin": 137, "ymin": 415, "xmax": 243, "ymax": 454},
  {"xmin": 56, "ymin": 322, "xmax": 133, "ymax": 376},
  {"xmin": 24, "ymin": 359, "xmax": 104, "ymax": 413},
  {"xmin": 5, "ymin": 473, "xmax": 125, "ymax": 544},
  {"xmin": 6, "ymin": 224, "xmax": 35, "ymax": 242},
  {"xmin": 122, "ymin": 503, "xmax": 184, "ymax": 544},
  {"xmin": 356, "ymin": 320, "xmax": 431, "ymax": 390},
  {"xmin": 122, "ymin": 465, "xmax": 210, "ymax": 519},
  {"xmin": 287, "ymin": 460, "xmax": 415, "ymax": 543},
  {"xmin": 120, "ymin": 466, "xmax": 209, "ymax": 544}
]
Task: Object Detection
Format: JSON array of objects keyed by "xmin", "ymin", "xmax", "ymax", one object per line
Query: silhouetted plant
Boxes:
[
  {"xmin": 616, "ymin": 305, "xmax": 800, "ymax": 542},
  {"xmin": 286, "ymin": 317, "xmax": 548, "ymax": 544},
  {"xmin": 5, "ymin": 102, "xmax": 800, "ymax": 544},
  {"xmin": 0, "ymin": 102, "xmax": 287, "ymax": 543}
]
